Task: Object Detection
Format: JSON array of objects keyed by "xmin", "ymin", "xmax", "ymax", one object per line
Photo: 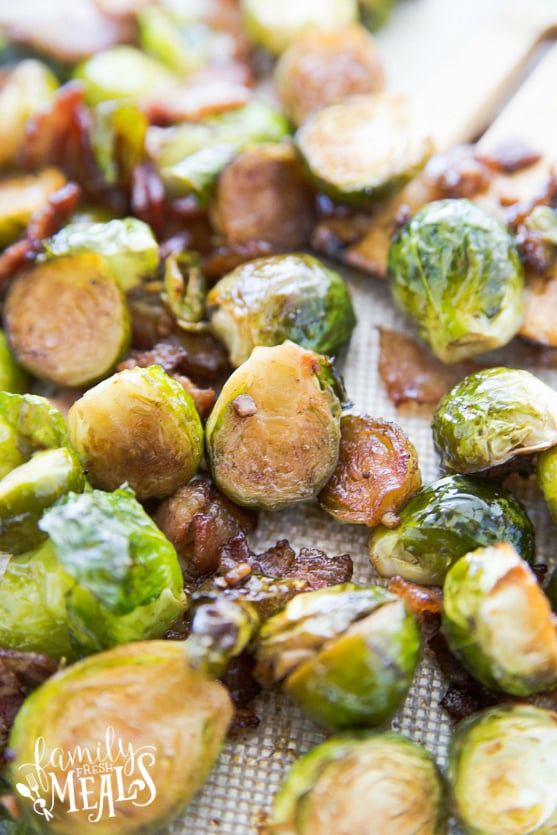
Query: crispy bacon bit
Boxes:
[
  {"xmin": 477, "ymin": 138, "xmax": 542, "ymax": 175},
  {"xmin": 282, "ymin": 548, "xmax": 353, "ymax": 589},
  {"xmin": 387, "ymin": 576, "xmax": 443, "ymax": 622},
  {"xmin": 378, "ymin": 327, "xmax": 480, "ymax": 406},
  {"xmin": 202, "ymin": 240, "xmax": 275, "ymax": 281},
  {"xmin": 233, "ymin": 394, "xmax": 257, "ymax": 417},
  {"xmin": 0, "ymin": 649, "xmax": 59, "ymax": 764},
  {"xmin": 172, "ymin": 374, "xmax": 216, "ymax": 420},
  {"xmin": 219, "ymin": 653, "xmax": 261, "ymax": 738},
  {"xmin": 310, "ymin": 211, "xmax": 375, "ymax": 263},
  {"xmin": 154, "ymin": 477, "xmax": 258, "ymax": 578},
  {"xmin": 424, "ymin": 145, "xmax": 493, "ymax": 199},
  {"xmin": 131, "ymin": 162, "xmax": 166, "ymax": 238},
  {"xmin": 0, "ymin": 181, "xmax": 80, "ymax": 289},
  {"xmin": 145, "ymin": 72, "xmax": 252, "ymax": 125}
]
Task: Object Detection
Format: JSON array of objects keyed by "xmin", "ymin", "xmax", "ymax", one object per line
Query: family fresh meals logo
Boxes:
[{"xmin": 15, "ymin": 727, "xmax": 157, "ymax": 823}]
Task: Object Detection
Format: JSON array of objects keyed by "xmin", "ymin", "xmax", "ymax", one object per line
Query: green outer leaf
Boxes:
[
  {"xmin": 369, "ymin": 474, "xmax": 535, "ymax": 586},
  {"xmin": 207, "ymin": 253, "xmax": 356, "ymax": 367},
  {"xmin": 0, "ymin": 393, "xmax": 69, "ymax": 480},
  {"xmin": 40, "ymin": 487, "xmax": 184, "ymax": 616},
  {"xmin": 388, "ymin": 199, "xmax": 524, "ymax": 363},
  {"xmin": 433, "ymin": 367, "xmax": 557, "ymax": 473}
]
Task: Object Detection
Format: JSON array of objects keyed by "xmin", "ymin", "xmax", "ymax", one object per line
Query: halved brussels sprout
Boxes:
[
  {"xmin": 275, "ymin": 24, "xmax": 384, "ymax": 127},
  {"xmin": 255, "ymin": 584, "xmax": 420, "ymax": 730},
  {"xmin": 0, "ymin": 168, "xmax": 66, "ymax": 249},
  {"xmin": 0, "ymin": 486, "xmax": 186, "ymax": 660},
  {"xmin": 207, "ymin": 254, "xmax": 356, "ymax": 367},
  {"xmin": 270, "ymin": 732, "xmax": 448, "ymax": 835},
  {"xmin": 0, "ymin": 447, "xmax": 85, "ymax": 554},
  {"xmin": 442, "ymin": 542, "xmax": 557, "ymax": 696},
  {"xmin": 205, "ymin": 341, "xmax": 343, "ymax": 510},
  {"xmin": 161, "ymin": 143, "xmax": 237, "ymax": 203},
  {"xmin": 0, "ymin": 59, "xmax": 58, "ymax": 168},
  {"xmin": 0, "ymin": 330, "xmax": 27, "ymax": 393},
  {"xmin": 432, "ymin": 368, "xmax": 557, "ymax": 473},
  {"xmin": 4, "ymin": 253, "xmax": 131, "ymax": 387},
  {"xmin": 448, "ymin": 704, "xmax": 557, "ymax": 835},
  {"xmin": 43, "ymin": 218, "xmax": 160, "ymax": 293},
  {"xmin": 388, "ymin": 200, "xmax": 524, "ymax": 363},
  {"xmin": 39, "ymin": 486, "xmax": 186, "ymax": 656},
  {"xmin": 73, "ymin": 45, "xmax": 176, "ymax": 106},
  {"xmin": 0, "ymin": 392, "xmax": 69, "ymax": 480},
  {"xmin": 319, "ymin": 415, "xmax": 421, "ymax": 527},
  {"xmin": 8, "ymin": 640, "xmax": 233, "ymax": 834},
  {"xmin": 241, "ymin": 0, "xmax": 358, "ymax": 55},
  {"xmin": 369, "ymin": 474, "xmax": 535, "ymax": 586},
  {"xmin": 68, "ymin": 365, "xmax": 203, "ymax": 500},
  {"xmin": 295, "ymin": 94, "xmax": 432, "ymax": 206}
]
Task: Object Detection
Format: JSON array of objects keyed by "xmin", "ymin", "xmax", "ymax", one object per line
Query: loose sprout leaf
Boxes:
[
  {"xmin": 40, "ymin": 487, "xmax": 183, "ymax": 615},
  {"xmin": 0, "ymin": 392, "xmax": 69, "ymax": 480}
]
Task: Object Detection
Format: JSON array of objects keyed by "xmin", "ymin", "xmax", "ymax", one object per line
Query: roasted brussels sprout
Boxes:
[
  {"xmin": 8, "ymin": 641, "xmax": 233, "ymax": 834},
  {"xmin": 255, "ymin": 584, "xmax": 421, "ymax": 729},
  {"xmin": 206, "ymin": 254, "xmax": 356, "ymax": 367},
  {"xmin": 90, "ymin": 100, "xmax": 148, "ymax": 190},
  {"xmin": 369, "ymin": 474, "xmax": 535, "ymax": 586},
  {"xmin": 442, "ymin": 542, "xmax": 557, "ymax": 696},
  {"xmin": 4, "ymin": 253, "xmax": 131, "ymax": 387},
  {"xmin": 270, "ymin": 732, "xmax": 448, "ymax": 835},
  {"xmin": 432, "ymin": 368, "xmax": 557, "ymax": 473},
  {"xmin": 39, "ymin": 486, "xmax": 186, "ymax": 656},
  {"xmin": 241, "ymin": 0, "xmax": 358, "ymax": 54},
  {"xmin": 0, "ymin": 447, "xmax": 85, "ymax": 554},
  {"xmin": 0, "ymin": 59, "xmax": 58, "ymax": 168},
  {"xmin": 295, "ymin": 93, "xmax": 432, "ymax": 206},
  {"xmin": 275, "ymin": 24, "xmax": 384, "ymax": 127},
  {"xmin": 388, "ymin": 200, "xmax": 525, "ymax": 363},
  {"xmin": 0, "ymin": 168, "xmax": 66, "ymax": 249},
  {"xmin": 205, "ymin": 341, "xmax": 343, "ymax": 510},
  {"xmin": 42, "ymin": 218, "xmax": 160, "ymax": 293},
  {"xmin": 0, "ymin": 487, "xmax": 186, "ymax": 659},
  {"xmin": 0, "ymin": 331, "xmax": 27, "ymax": 394},
  {"xmin": 68, "ymin": 365, "xmax": 203, "ymax": 500},
  {"xmin": 74, "ymin": 45, "xmax": 176, "ymax": 106},
  {"xmin": 212, "ymin": 143, "xmax": 316, "ymax": 249},
  {"xmin": 319, "ymin": 415, "xmax": 421, "ymax": 527},
  {"xmin": 448, "ymin": 704, "xmax": 557, "ymax": 835},
  {"xmin": 0, "ymin": 392, "xmax": 69, "ymax": 480}
]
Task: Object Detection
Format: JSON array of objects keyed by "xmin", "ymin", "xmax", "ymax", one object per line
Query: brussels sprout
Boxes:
[
  {"xmin": 39, "ymin": 486, "xmax": 186, "ymax": 656},
  {"xmin": 185, "ymin": 596, "xmax": 261, "ymax": 677},
  {"xmin": 275, "ymin": 24, "xmax": 384, "ymax": 127},
  {"xmin": 90, "ymin": 101, "xmax": 148, "ymax": 190},
  {"xmin": 207, "ymin": 254, "xmax": 356, "ymax": 368},
  {"xmin": 68, "ymin": 365, "xmax": 203, "ymax": 500},
  {"xmin": 255, "ymin": 584, "xmax": 420, "ymax": 729},
  {"xmin": 0, "ymin": 330, "xmax": 27, "ymax": 393},
  {"xmin": 0, "ymin": 541, "xmax": 76, "ymax": 659},
  {"xmin": 448, "ymin": 704, "xmax": 557, "ymax": 835},
  {"xmin": 270, "ymin": 732, "xmax": 448, "ymax": 834},
  {"xmin": 295, "ymin": 94, "xmax": 432, "ymax": 206},
  {"xmin": 432, "ymin": 368, "xmax": 557, "ymax": 473},
  {"xmin": 241, "ymin": 0, "xmax": 358, "ymax": 55},
  {"xmin": 319, "ymin": 415, "xmax": 421, "ymax": 527},
  {"xmin": 43, "ymin": 218, "xmax": 160, "ymax": 293},
  {"xmin": 73, "ymin": 45, "xmax": 176, "ymax": 106},
  {"xmin": 0, "ymin": 392, "xmax": 69, "ymax": 481},
  {"xmin": 4, "ymin": 253, "xmax": 131, "ymax": 387},
  {"xmin": 0, "ymin": 59, "xmax": 58, "ymax": 168},
  {"xmin": 0, "ymin": 447, "xmax": 85, "ymax": 554},
  {"xmin": 369, "ymin": 474, "xmax": 535, "ymax": 586},
  {"xmin": 8, "ymin": 640, "xmax": 233, "ymax": 834},
  {"xmin": 0, "ymin": 486, "xmax": 186, "ymax": 659},
  {"xmin": 442, "ymin": 542, "xmax": 557, "ymax": 696},
  {"xmin": 163, "ymin": 251, "xmax": 207, "ymax": 328},
  {"xmin": 388, "ymin": 199, "xmax": 524, "ymax": 363},
  {"xmin": 147, "ymin": 100, "xmax": 290, "ymax": 199},
  {"xmin": 205, "ymin": 341, "xmax": 343, "ymax": 510},
  {"xmin": 0, "ymin": 168, "xmax": 66, "ymax": 249}
]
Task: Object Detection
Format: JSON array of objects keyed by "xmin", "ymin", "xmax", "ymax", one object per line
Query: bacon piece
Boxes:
[
  {"xmin": 424, "ymin": 145, "xmax": 493, "ymax": 199},
  {"xmin": 477, "ymin": 138, "xmax": 542, "ymax": 175},
  {"xmin": 387, "ymin": 576, "xmax": 443, "ymax": 622}
]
